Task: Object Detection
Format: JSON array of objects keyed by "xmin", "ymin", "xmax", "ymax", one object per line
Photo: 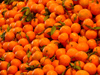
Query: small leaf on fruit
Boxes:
[
  {"xmin": 7, "ymin": 63, "xmax": 11, "ymax": 69},
  {"xmin": 74, "ymin": 15, "xmax": 77, "ymax": 21},
  {"xmin": 25, "ymin": 13, "xmax": 33, "ymax": 22},
  {"xmin": 43, "ymin": 7, "xmax": 50, "ymax": 16},
  {"xmin": 51, "ymin": 26, "xmax": 56, "ymax": 35},
  {"xmin": 7, "ymin": 26, "xmax": 11, "ymax": 32},
  {"xmin": 44, "ymin": 15, "xmax": 49, "ymax": 21},
  {"xmin": 25, "ymin": 9, "xmax": 30, "ymax": 16},
  {"xmin": 0, "ymin": 57, "xmax": 5, "ymax": 61},
  {"xmin": 47, "ymin": 32, "xmax": 51, "ymax": 36},
  {"xmin": 21, "ymin": 7, "xmax": 29, "ymax": 12},
  {"xmin": 26, "ymin": 34, "xmax": 30, "ymax": 42},
  {"xmin": 50, "ymin": 55, "xmax": 55, "ymax": 62},
  {"xmin": 84, "ymin": 24, "xmax": 93, "ymax": 29},
  {"xmin": 40, "ymin": 45, "xmax": 46, "ymax": 51},
  {"xmin": 75, "ymin": 66, "xmax": 81, "ymax": 70},
  {"xmin": 78, "ymin": 61, "xmax": 81, "ymax": 67},
  {"xmin": 56, "ymin": 25, "xmax": 62, "ymax": 29},
  {"xmin": 69, "ymin": 63, "xmax": 74, "ymax": 67},
  {"xmin": 2, "ymin": 10, "xmax": 7, "ymax": 17},
  {"xmin": 27, "ymin": 51, "xmax": 32, "ymax": 59},
  {"xmin": 61, "ymin": 67, "xmax": 69, "ymax": 75},
  {"xmin": 93, "ymin": 27, "xmax": 100, "ymax": 30},
  {"xmin": 58, "ymin": 21, "xmax": 65, "ymax": 26},
  {"xmin": 37, "ymin": 30, "xmax": 45, "ymax": 35},
  {"xmin": 70, "ymin": 3, "xmax": 74, "ymax": 9},
  {"xmin": 26, "ymin": 64, "xmax": 40, "ymax": 70},
  {"xmin": 0, "ymin": 32, "xmax": 6, "ymax": 41}
]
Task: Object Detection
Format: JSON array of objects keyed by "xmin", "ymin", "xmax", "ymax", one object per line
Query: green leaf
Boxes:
[
  {"xmin": 64, "ymin": 3, "xmax": 74, "ymax": 9},
  {"xmin": 25, "ymin": 13, "xmax": 33, "ymax": 22},
  {"xmin": 27, "ymin": 51, "xmax": 32, "ymax": 59},
  {"xmin": 86, "ymin": 49, "xmax": 92, "ymax": 53},
  {"xmin": 4, "ymin": 0, "xmax": 10, "ymax": 4},
  {"xmin": 87, "ymin": 51, "xmax": 97, "ymax": 59},
  {"xmin": 78, "ymin": 61, "xmax": 81, "ymax": 67},
  {"xmin": 84, "ymin": 24, "xmax": 93, "ymax": 29},
  {"xmin": 61, "ymin": 70, "xmax": 66, "ymax": 75},
  {"xmin": 61, "ymin": 67, "xmax": 69, "ymax": 75},
  {"xmin": 44, "ymin": 15, "xmax": 49, "ymax": 21},
  {"xmin": 26, "ymin": 34, "xmax": 30, "ymax": 42},
  {"xmin": 20, "ymin": 73, "xmax": 24, "ymax": 75},
  {"xmin": 91, "ymin": 0, "xmax": 94, "ymax": 2},
  {"xmin": 50, "ymin": 55, "xmax": 55, "ymax": 62},
  {"xmin": 75, "ymin": 66, "xmax": 81, "ymax": 70},
  {"xmin": 26, "ymin": 63, "xmax": 29, "ymax": 65},
  {"xmin": 74, "ymin": 62, "xmax": 81, "ymax": 70},
  {"xmin": 95, "ymin": 38, "xmax": 100, "ymax": 41},
  {"xmin": 56, "ymin": 25, "xmax": 62, "ymax": 29},
  {"xmin": 4, "ymin": 0, "xmax": 7, "ymax": 3},
  {"xmin": 0, "ymin": 57, "xmax": 5, "ymax": 61},
  {"xmin": 40, "ymin": 45, "xmax": 46, "ymax": 51},
  {"xmin": 69, "ymin": 63, "xmax": 74, "ymax": 67},
  {"xmin": 71, "ymin": 56, "xmax": 75, "ymax": 60},
  {"xmin": 70, "ymin": 62, "xmax": 81, "ymax": 70},
  {"xmin": 7, "ymin": 63, "xmax": 10, "ymax": 69},
  {"xmin": 93, "ymin": 27, "xmax": 100, "ymax": 30},
  {"xmin": 2, "ymin": 10, "xmax": 7, "ymax": 17},
  {"xmin": 40, "ymin": 56, "xmax": 48, "ymax": 65},
  {"xmin": 62, "ymin": 0, "xmax": 66, "ymax": 7},
  {"xmin": 0, "ymin": 27, "xmax": 2, "ymax": 30},
  {"xmin": 84, "ymin": 24, "xmax": 100, "ymax": 30},
  {"xmin": 45, "ymin": 7, "xmax": 50, "ymax": 13},
  {"xmin": 51, "ymin": 26, "xmax": 56, "ymax": 35},
  {"xmin": 43, "ymin": 7, "xmax": 50, "ymax": 16},
  {"xmin": 21, "ymin": 7, "xmax": 29, "ymax": 12},
  {"xmin": 66, "ymin": 10, "xmax": 71, "ymax": 18},
  {"xmin": 12, "ymin": 3, "xmax": 17, "ymax": 8},
  {"xmin": 17, "ymin": 31, "xmax": 21, "ymax": 36},
  {"xmin": 37, "ymin": 30, "xmax": 45, "ymax": 35},
  {"xmin": 70, "ymin": 3, "xmax": 74, "ymax": 9},
  {"xmin": 58, "ymin": 21, "xmax": 65, "ymax": 26},
  {"xmin": 26, "ymin": 64, "xmax": 40, "ymax": 70},
  {"xmin": 74, "ymin": 62, "xmax": 76, "ymax": 66},
  {"xmin": 26, "ymin": 62, "xmax": 29, "ymax": 65},
  {"xmin": 7, "ymin": 26, "xmax": 11, "ymax": 32},
  {"xmin": 89, "ymin": 59, "xmax": 92, "ymax": 62},
  {"xmin": 9, "ymin": 0, "xmax": 14, "ymax": 4},
  {"xmin": 74, "ymin": 15, "xmax": 77, "ymax": 21},
  {"xmin": 26, "ymin": 48, "xmax": 30, "ymax": 54},
  {"xmin": 62, "ymin": 0, "xmax": 71, "ymax": 18},
  {"xmin": 0, "ymin": 32, "xmax": 6, "ymax": 41},
  {"xmin": 54, "ymin": 42, "xmax": 59, "ymax": 45},
  {"xmin": 25, "ymin": 9, "xmax": 30, "ymax": 16},
  {"xmin": 20, "ymin": 15, "xmax": 25, "ymax": 21},
  {"xmin": 47, "ymin": 32, "xmax": 51, "ymax": 36},
  {"xmin": 43, "ymin": 13, "xmax": 48, "ymax": 16},
  {"xmin": 4, "ymin": 0, "xmax": 14, "ymax": 5}
]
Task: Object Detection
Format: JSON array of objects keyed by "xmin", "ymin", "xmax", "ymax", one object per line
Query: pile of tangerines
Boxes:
[{"xmin": 1, "ymin": 0, "xmax": 100, "ymax": 75}]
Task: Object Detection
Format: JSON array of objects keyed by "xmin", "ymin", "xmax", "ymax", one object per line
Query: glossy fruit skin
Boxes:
[
  {"xmin": 78, "ymin": 9, "xmax": 92, "ymax": 21},
  {"xmin": 83, "ymin": 63, "xmax": 97, "ymax": 75},
  {"xmin": 59, "ymin": 54, "xmax": 71, "ymax": 66}
]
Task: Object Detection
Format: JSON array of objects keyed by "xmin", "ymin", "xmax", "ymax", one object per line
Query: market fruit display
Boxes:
[{"xmin": 0, "ymin": 0, "xmax": 100, "ymax": 75}]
